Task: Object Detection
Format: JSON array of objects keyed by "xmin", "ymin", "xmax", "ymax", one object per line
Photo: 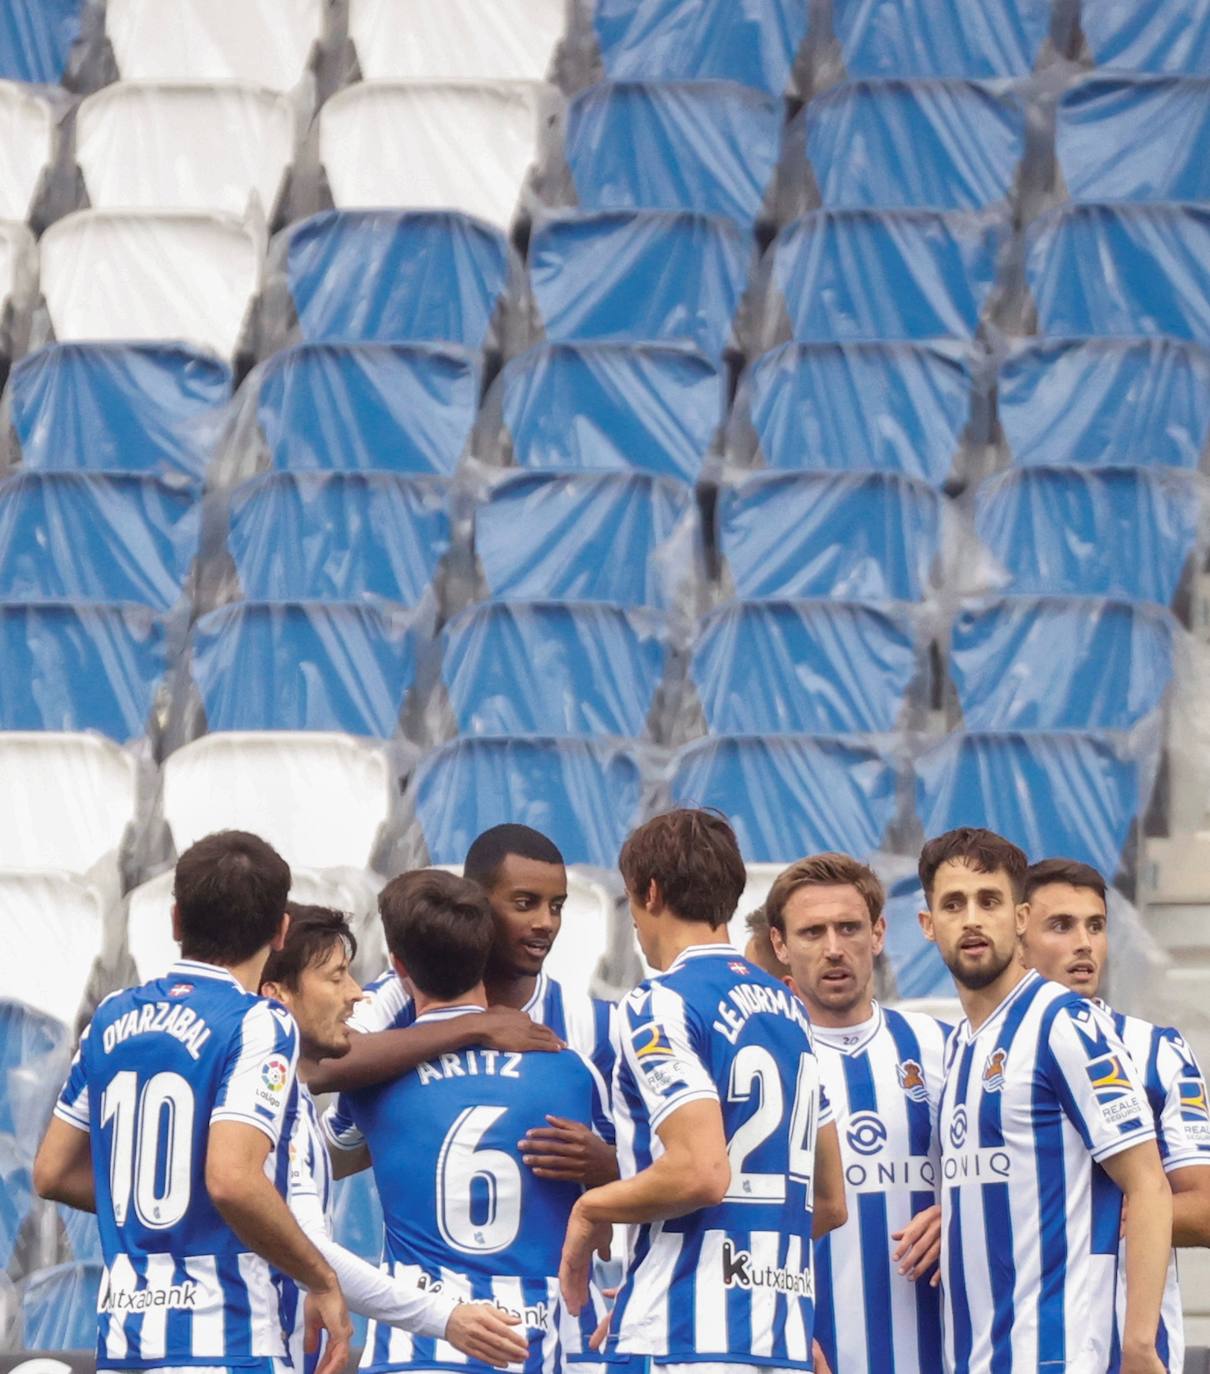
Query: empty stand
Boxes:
[
  {"xmin": 18, "ymin": 1262, "xmax": 102, "ymax": 1351},
  {"xmin": 8, "ymin": 342, "xmax": 230, "ymax": 480},
  {"xmin": 224, "ymin": 472, "xmax": 451, "ymax": 604},
  {"xmin": 717, "ymin": 472, "xmax": 947, "ymax": 601},
  {"xmin": 563, "ymin": 81, "xmax": 782, "ymax": 228},
  {"xmin": 435, "ymin": 601, "xmax": 668, "ymax": 738},
  {"xmin": 58, "ymin": 1206, "xmax": 101, "ymax": 1262},
  {"xmin": 0, "ymin": 0, "xmax": 89, "ymax": 84},
  {"xmin": 0, "ymin": 220, "xmax": 33, "ymax": 319},
  {"xmin": 0, "ymin": 1138, "xmax": 31, "ymax": 1274},
  {"xmin": 1079, "ymin": 0, "xmax": 1210, "ymax": 75},
  {"xmin": 998, "ymin": 338, "xmax": 1210, "ymax": 470},
  {"xmin": 319, "ymin": 81, "xmax": 548, "ymax": 233},
  {"xmin": 482, "ymin": 342, "xmax": 721, "ymax": 480},
  {"xmin": 474, "ymin": 470, "xmax": 698, "ymax": 608},
  {"xmin": 0, "ymin": 871, "xmax": 107, "ymax": 1026},
  {"xmin": 75, "ymin": 83, "xmax": 295, "ymax": 219},
  {"xmin": 0, "ymin": 999, "xmax": 69, "ymax": 1151},
  {"xmin": 40, "ymin": 210, "xmax": 262, "ymax": 360},
  {"xmin": 529, "ymin": 209, "xmax": 748, "ymax": 356},
  {"xmin": 729, "ymin": 341, "xmax": 976, "ymax": 485},
  {"xmin": 0, "ymin": 83, "xmax": 53, "ymax": 219},
  {"xmin": 881, "ymin": 873, "xmax": 953, "ymax": 1000}
]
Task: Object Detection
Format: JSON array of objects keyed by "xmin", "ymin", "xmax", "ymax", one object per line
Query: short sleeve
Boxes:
[
  {"xmin": 323, "ymin": 1095, "xmax": 367, "ymax": 1153},
  {"xmin": 1153, "ymin": 1028, "xmax": 1210, "ymax": 1172},
  {"xmin": 212, "ymin": 999, "xmax": 300, "ymax": 1146},
  {"xmin": 621, "ymin": 983, "xmax": 718, "ymax": 1132},
  {"xmin": 52, "ymin": 1023, "xmax": 92, "ymax": 1132},
  {"xmin": 348, "ymin": 971, "xmax": 414, "ymax": 1034}
]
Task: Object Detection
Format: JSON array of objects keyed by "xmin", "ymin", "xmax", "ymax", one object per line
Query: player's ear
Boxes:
[
  {"xmin": 918, "ymin": 906, "xmax": 935, "ymax": 943},
  {"xmin": 870, "ymin": 914, "xmax": 887, "ymax": 957},
  {"xmin": 769, "ymin": 924, "xmax": 790, "ymax": 967},
  {"xmin": 171, "ymin": 903, "xmax": 182, "ymax": 943},
  {"xmin": 645, "ymin": 878, "xmax": 663, "ymax": 914},
  {"xmin": 271, "ymin": 910, "xmax": 290, "ymax": 952},
  {"xmin": 1015, "ymin": 901, "xmax": 1030, "ymax": 938},
  {"xmin": 261, "ymin": 978, "xmax": 284, "ymax": 1005}
]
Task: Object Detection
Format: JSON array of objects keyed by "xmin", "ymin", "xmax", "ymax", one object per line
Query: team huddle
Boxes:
[{"xmin": 29, "ymin": 811, "xmax": 1210, "ymax": 1374}]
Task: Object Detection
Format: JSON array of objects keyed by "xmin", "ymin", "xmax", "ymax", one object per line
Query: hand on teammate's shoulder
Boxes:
[{"xmin": 479, "ymin": 1006, "xmax": 564, "ymax": 1053}]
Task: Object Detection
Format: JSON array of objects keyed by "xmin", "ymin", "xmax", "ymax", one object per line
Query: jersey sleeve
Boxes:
[
  {"xmin": 620, "ymin": 982, "xmax": 718, "ymax": 1133},
  {"xmin": 212, "ymin": 999, "xmax": 300, "ymax": 1146},
  {"xmin": 348, "ymin": 971, "xmax": 412, "ymax": 1034},
  {"xmin": 1152, "ymin": 1027, "xmax": 1210, "ymax": 1172},
  {"xmin": 1042, "ymin": 1002, "xmax": 1156, "ymax": 1164},
  {"xmin": 286, "ymin": 1102, "xmax": 320, "ymax": 1203},
  {"xmin": 323, "ymin": 1094, "xmax": 367, "ymax": 1153},
  {"xmin": 52, "ymin": 1022, "xmax": 92, "ymax": 1132}
]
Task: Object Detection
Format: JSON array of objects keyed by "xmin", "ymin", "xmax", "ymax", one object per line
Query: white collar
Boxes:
[
  {"xmin": 812, "ymin": 1003, "xmax": 883, "ymax": 1055},
  {"xmin": 169, "ymin": 959, "xmax": 242, "ymax": 989},
  {"xmin": 667, "ymin": 942, "xmax": 742, "ymax": 974},
  {"xmin": 412, "ymin": 1004, "xmax": 486, "ymax": 1027}
]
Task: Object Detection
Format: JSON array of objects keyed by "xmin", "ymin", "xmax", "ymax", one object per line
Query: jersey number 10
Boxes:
[{"xmin": 101, "ymin": 1070, "xmax": 195, "ymax": 1229}]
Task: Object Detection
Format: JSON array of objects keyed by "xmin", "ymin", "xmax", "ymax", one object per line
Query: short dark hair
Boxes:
[
  {"xmin": 260, "ymin": 905, "xmax": 357, "ymax": 992},
  {"xmin": 464, "ymin": 824, "xmax": 565, "ymax": 890},
  {"xmin": 765, "ymin": 853, "xmax": 885, "ymax": 935},
  {"xmin": 918, "ymin": 827, "xmax": 1028, "ymax": 904},
  {"xmin": 174, "ymin": 830, "xmax": 291, "ymax": 966},
  {"xmin": 379, "ymin": 869, "xmax": 495, "ymax": 1000},
  {"xmin": 1024, "ymin": 858, "xmax": 1107, "ymax": 905},
  {"xmin": 618, "ymin": 809, "xmax": 747, "ymax": 929}
]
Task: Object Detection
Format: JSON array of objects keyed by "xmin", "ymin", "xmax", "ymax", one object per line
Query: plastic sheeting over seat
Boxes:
[
  {"xmin": 668, "ymin": 735, "xmax": 903, "ymax": 861},
  {"xmin": 189, "ymin": 601, "xmax": 419, "ymax": 736},
  {"xmin": 409, "ymin": 736, "xmax": 643, "ymax": 868},
  {"xmin": 729, "ymin": 341, "xmax": 975, "ymax": 485},
  {"xmin": 564, "ymin": 81, "xmax": 782, "ymax": 228},
  {"xmin": 40, "ymin": 210, "xmax": 262, "ymax": 360},
  {"xmin": 0, "ymin": 0, "xmax": 88, "ymax": 83},
  {"xmin": 436, "ymin": 601, "xmax": 667, "ymax": 737},
  {"xmin": 757, "ymin": 210, "xmax": 1008, "ymax": 346},
  {"xmin": 949, "ymin": 597, "xmax": 1177, "ymax": 730},
  {"xmin": 718, "ymin": 472, "xmax": 947, "ymax": 601},
  {"xmin": 283, "ymin": 210, "xmax": 515, "ymax": 351},
  {"xmin": 484, "ymin": 342, "xmax": 721, "ymax": 481},
  {"xmin": 225, "ymin": 472, "xmax": 451, "ymax": 604},
  {"xmin": 349, "ymin": 0, "xmax": 564, "ymax": 80},
  {"xmin": 474, "ymin": 470, "xmax": 698, "ymax": 608},
  {"xmin": 0, "ymin": 999, "xmax": 69, "ymax": 1153},
  {"xmin": 1080, "ymin": 0, "xmax": 1210, "ymax": 74},
  {"xmin": 0, "ymin": 472, "xmax": 198, "ymax": 608},
  {"xmin": 973, "ymin": 466, "xmax": 1201, "ymax": 605},
  {"xmin": 75, "ymin": 83, "xmax": 295, "ymax": 219},
  {"xmin": 9, "ymin": 342, "xmax": 231, "ymax": 480},
  {"xmin": 0, "ymin": 602, "xmax": 167, "ymax": 741},
  {"xmin": 0, "ymin": 871, "xmax": 107, "ymax": 1026},
  {"xmin": 319, "ymin": 81, "xmax": 548, "ymax": 233},
  {"xmin": 998, "ymin": 338, "xmax": 1210, "ymax": 470},
  {"xmin": 529, "ymin": 210, "xmax": 748, "ymax": 357},
  {"xmin": 1025, "ymin": 204, "xmax": 1210, "ymax": 340},
  {"xmin": 19, "ymin": 1262, "xmax": 103, "ymax": 1350},
  {"xmin": 0, "ymin": 83, "xmax": 53, "ymax": 219},
  {"xmin": 689, "ymin": 600, "xmax": 924, "ymax": 734}
]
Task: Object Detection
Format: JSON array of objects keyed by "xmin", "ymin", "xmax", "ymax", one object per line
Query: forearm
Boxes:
[
  {"xmin": 211, "ymin": 1171, "xmax": 338, "ymax": 1294},
  {"xmin": 1121, "ymin": 1175, "xmax": 1173, "ymax": 1348},
  {"xmin": 37, "ymin": 1159, "xmax": 96, "ymax": 1213},
  {"xmin": 34, "ymin": 1119, "xmax": 96, "ymax": 1213},
  {"xmin": 1171, "ymin": 1179, "xmax": 1210, "ymax": 1247},
  {"xmin": 578, "ymin": 1152, "xmax": 724, "ymax": 1226},
  {"xmin": 309, "ymin": 1020, "xmax": 482, "ymax": 1094}
]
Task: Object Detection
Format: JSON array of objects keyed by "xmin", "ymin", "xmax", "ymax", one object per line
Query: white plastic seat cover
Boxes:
[
  {"xmin": 161, "ymin": 732, "xmax": 392, "ymax": 872},
  {"xmin": 0, "ymin": 84, "xmax": 54, "ymax": 220},
  {"xmin": 76, "ymin": 83, "xmax": 294, "ymax": 219},
  {"xmin": 40, "ymin": 210, "xmax": 262, "ymax": 360},
  {"xmin": 106, "ymin": 0, "xmax": 324, "ymax": 92},
  {"xmin": 320, "ymin": 80, "xmax": 548, "ymax": 232},
  {"xmin": 349, "ymin": 0, "xmax": 565, "ymax": 80},
  {"xmin": 0, "ymin": 221, "xmax": 34, "ymax": 315},
  {"xmin": 0, "ymin": 870, "xmax": 106, "ymax": 1027}
]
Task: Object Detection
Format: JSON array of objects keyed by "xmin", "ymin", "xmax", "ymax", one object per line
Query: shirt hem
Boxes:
[
  {"xmin": 647, "ymin": 1089, "xmax": 720, "ymax": 1132},
  {"xmin": 1090, "ymin": 1126, "xmax": 1157, "ymax": 1163},
  {"xmin": 210, "ymin": 1108, "xmax": 280, "ymax": 1144},
  {"xmin": 53, "ymin": 1103, "xmax": 90, "ymax": 1131}
]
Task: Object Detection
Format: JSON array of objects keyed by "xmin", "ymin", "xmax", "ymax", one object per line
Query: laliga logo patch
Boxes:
[
  {"xmin": 897, "ymin": 1058, "xmax": 928, "ymax": 1103},
  {"xmin": 168, "ymin": 983, "xmax": 193, "ymax": 998},
  {"xmin": 949, "ymin": 1104, "xmax": 968, "ymax": 1149},
  {"xmin": 1085, "ymin": 1053, "xmax": 1132, "ymax": 1101},
  {"xmin": 261, "ymin": 1055, "xmax": 289, "ymax": 1093},
  {"xmin": 846, "ymin": 1112, "xmax": 888, "ymax": 1157},
  {"xmin": 982, "ymin": 1048, "xmax": 1007, "ymax": 1093}
]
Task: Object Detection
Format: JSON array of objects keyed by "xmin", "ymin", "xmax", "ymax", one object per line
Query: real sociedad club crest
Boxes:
[
  {"xmin": 896, "ymin": 1058, "xmax": 929, "ymax": 1103},
  {"xmin": 982, "ymin": 1048, "xmax": 1007, "ymax": 1093}
]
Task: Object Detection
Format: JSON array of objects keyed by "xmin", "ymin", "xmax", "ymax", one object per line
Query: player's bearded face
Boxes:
[
  {"xmin": 292, "ymin": 945, "xmax": 363, "ymax": 1059},
  {"xmin": 925, "ymin": 860, "xmax": 1024, "ymax": 992},
  {"xmin": 486, "ymin": 855, "xmax": 567, "ymax": 978}
]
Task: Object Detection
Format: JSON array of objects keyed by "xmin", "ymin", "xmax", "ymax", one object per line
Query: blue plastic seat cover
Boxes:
[
  {"xmin": 440, "ymin": 601, "xmax": 667, "ymax": 737},
  {"xmin": 1081, "ymin": 0, "xmax": 1210, "ymax": 75},
  {"xmin": 254, "ymin": 342, "xmax": 479, "ymax": 475},
  {"xmin": 669, "ymin": 734, "xmax": 902, "ymax": 861},
  {"xmin": 190, "ymin": 601, "xmax": 419, "ymax": 736},
  {"xmin": 882, "ymin": 874, "xmax": 952, "ymax": 999},
  {"xmin": 0, "ymin": 0, "xmax": 84, "ymax": 83},
  {"xmin": 226, "ymin": 473, "xmax": 451, "ymax": 604},
  {"xmin": 833, "ymin": 0, "xmax": 1055, "ymax": 78},
  {"xmin": 412, "ymin": 737, "xmax": 644, "ymax": 868},
  {"xmin": 0, "ymin": 998, "xmax": 68, "ymax": 1149},
  {"xmin": 20, "ymin": 1262, "xmax": 103, "ymax": 1350}
]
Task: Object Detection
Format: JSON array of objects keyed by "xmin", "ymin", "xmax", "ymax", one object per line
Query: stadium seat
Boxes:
[
  {"xmin": 319, "ymin": 81, "xmax": 549, "ymax": 233},
  {"xmin": 997, "ymin": 337, "xmax": 1210, "ymax": 470},
  {"xmin": 0, "ymin": 83, "xmax": 53, "ymax": 220},
  {"xmin": 915, "ymin": 730, "xmax": 1152, "ymax": 881},
  {"xmin": 188, "ymin": 601, "xmax": 420, "ymax": 737},
  {"xmin": 717, "ymin": 472, "xmax": 947, "ymax": 601},
  {"xmin": 802, "ymin": 80, "xmax": 1026, "ymax": 212},
  {"xmin": 19, "ymin": 1262, "xmax": 102, "ymax": 1350},
  {"xmin": 349, "ymin": 0, "xmax": 564, "ymax": 81},
  {"xmin": 528, "ymin": 210, "xmax": 748, "ymax": 357},
  {"xmin": 281, "ymin": 210, "xmax": 516, "ymax": 352},
  {"xmin": 225, "ymin": 472, "xmax": 451, "ymax": 604},
  {"xmin": 972, "ymin": 466, "xmax": 1200, "ymax": 605},
  {"xmin": 728, "ymin": 341, "xmax": 976, "ymax": 486},
  {"xmin": 0, "ymin": 218, "xmax": 33, "ymax": 315},
  {"xmin": 482, "ymin": 342, "xmax": 721, "ymax": 481},
  {"xmin": 75, "ymin": 83, "xmax": 295, "ymax": 219},
  {"xmin": 40, "ymin": 210, "xmax": 262, "ymax": 361},
  {"xmin": 948, "ymin": 597, "xmax": 1177, "ymax": 730},
  {"xmin": 474, "ymin": 471, "xmax": 698, "ymax": 608},
  {"xmin": 409, "ymin": 737, "xmax": 644, "ymax": 868},
  {"xmin": 0, "ymin": 0, "xmax": 89, "ymax": 84},
  {"xmin": 1079, "ymin": 0, "xmax": 1210, "ymax": 75},
  {"xmin": 756, "ymin": 209, "xmax": 1009, "ymax": 347},
  {"xmin": 232, "ymin": 342, "xmax": 478, "ymax": 480},
  {"xmin": 59, "ymin": 1205, "xmax": 101, "ymax": 1262},
  {"xmin": 0, "ymin": 1142, "xmax": 31, "ymax": 1274},
  {"xmin": 0, "ymin": 602, "xmax": 168, "ymax": 742},
  {"xmin": 162, "ymin": 732, "xmax": 393, "ymax": 871},
  {"xmin": 0, "ymin": 471, "xmax": 198, "ymax": 609},
  {"xmin": 563, "ymin": 81, "xmax": 782, "ymax": 228},
  {"xmin": 0, "ymin": 999, "xmax": 69, "ymax": 1150},
  {"xmin": 8, "ymin": 342, "xmax": 230, "ymax": 480},
  {"xmin": 0, "ymin": 871, "xmax": 107, "ymax": 1026},
  {"xmin": 435, "ymin": 601, "xmax": 668, "ymax": 738},
  {"xmin": 832, "ymin": 0, "xmax": 1059, "ymax": 78},
  {"xmin": 688, "ymin": 600, "xmax": 925, "ymax": 735},
  {"xmin": 880, "ymin": 873, "xmax": 952, "ymax": 1000},
  {"xmin": 591, "ymin": 0, "xmax": 808, "ymax": 94},
  {"xmin": 1025, "ymin": 204, "xmax": 1210, "ymax": 340},
  {"xmin": 668, "ymin": 734, "xmax": 903, "ymax": 862},
  {"xmin": 106, "ymin": 0, "xmax": 324, "ymax": 90}
]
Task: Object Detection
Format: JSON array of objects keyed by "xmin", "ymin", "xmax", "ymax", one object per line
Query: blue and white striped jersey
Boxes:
[
  {"xmin": 938, "ymin": 971, "xmax": 1155, "ymax": 1374},
  {"xmin": 326, "ymin": 1005, "xmax": 610, "ymax": 1374},
  {"xmin": 281, "ymin": 1084, "xmax": 333, "ymax": 1369},
  {"xmin": 608, "ymin": 944, "xmax": 832, "ymax": 1370},
  {"xmin": 1102, "ymin": 1001, "xmax": 1210, "ymax": 1374},
  {"xmin": 53, "ymin": 959, "xmax": 299, "ymax": 1370},
  {"xmin": 812, "ymin": 1003, "xmax": 951, "ymax": 1374}
]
